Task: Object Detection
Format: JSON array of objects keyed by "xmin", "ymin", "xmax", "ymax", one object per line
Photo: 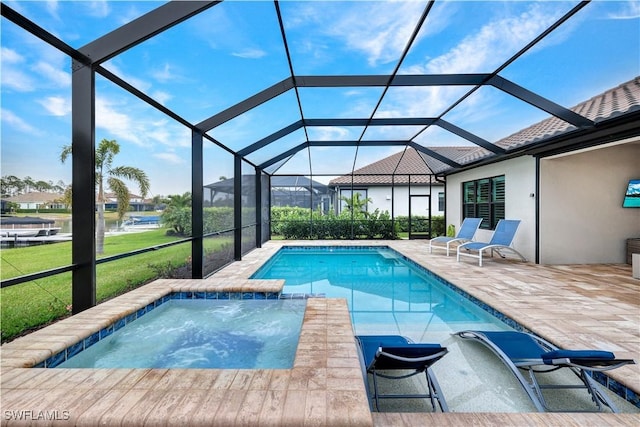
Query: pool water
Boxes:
[
  {"xmin": 252, "ymin": 246, "xmax": 512, "ymax": 339},
  {"xmin": 57, "ymin": 299, "xmax": 306, "ymax": 369}
]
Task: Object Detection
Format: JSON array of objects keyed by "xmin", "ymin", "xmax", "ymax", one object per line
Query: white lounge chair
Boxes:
[
  {"xmin": 457, "ymin": 219, "xmax": 526, "ymax": 266},
  {"xmin": 429, "ymin": 217, "xmax": 482, "ymax": 256}
]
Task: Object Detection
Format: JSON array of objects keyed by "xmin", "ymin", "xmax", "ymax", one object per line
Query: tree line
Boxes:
[{"xmin": 1, "ymin": 175, "xmax": 68, "ymax": 198}]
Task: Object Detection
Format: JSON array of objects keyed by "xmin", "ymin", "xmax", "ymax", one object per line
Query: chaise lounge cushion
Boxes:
[{"xmin": 541, "ymin": 349, "xmax": 615, "ymax": 365}]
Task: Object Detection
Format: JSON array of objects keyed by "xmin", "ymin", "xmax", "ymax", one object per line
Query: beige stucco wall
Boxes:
[
  {"xmin": 445, "ymin": 156, "xmax": 537, "ymax": 262},
  {"xmin": 539, "ymin": 141, "xmax": 640, "ymax": 264}
]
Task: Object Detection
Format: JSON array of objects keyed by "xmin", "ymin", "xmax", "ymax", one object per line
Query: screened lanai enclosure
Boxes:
[{"xmin": 1, "ymin": 0, "xmax": 639, "ymax": 319}]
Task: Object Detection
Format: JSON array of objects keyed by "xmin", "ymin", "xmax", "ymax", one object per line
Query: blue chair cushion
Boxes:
[
  {"xmin": 356, "ymin": 335, "xmax": 444, "ymax": 370},
  {"xmin": 357, "ymin": 335, "xmax": 411, "ymax": 366},
  {"xmin": 541, "ymin": 350, "xmax": 615, "ymax": 365}
]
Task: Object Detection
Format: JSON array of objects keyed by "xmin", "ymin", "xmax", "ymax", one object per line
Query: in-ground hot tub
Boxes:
[{"xmin": 50, "ymin": 297, "xmax": 306, "ymax": 369}]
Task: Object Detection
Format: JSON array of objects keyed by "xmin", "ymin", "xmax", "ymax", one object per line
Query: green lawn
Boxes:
[{"xmin": 0, "ymin": 230, "xmax": 230, "ymax": 342}]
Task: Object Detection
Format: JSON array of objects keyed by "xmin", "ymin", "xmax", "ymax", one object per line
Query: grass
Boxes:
[{"xmin": 0, "ymin": 229, "xmax": 231, "ymax": 342}]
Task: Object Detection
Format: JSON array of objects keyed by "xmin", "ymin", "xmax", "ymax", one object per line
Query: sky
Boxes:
[{"xmin": 1, "ymin": 0, "xmax": 639, "ymax": 197}]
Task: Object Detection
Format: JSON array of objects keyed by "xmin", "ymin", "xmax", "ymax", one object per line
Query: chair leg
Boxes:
[
  {"xmin": 426, "ymin": 368, "xmax": 448, "ymax": 412},
  {"xmin": 371, "ymin": 372, "xmax": 381, "ymax": 411}
]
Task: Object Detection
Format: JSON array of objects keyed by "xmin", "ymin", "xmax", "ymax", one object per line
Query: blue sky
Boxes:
[{"xmin": 1, "ymin": 0, "xmax": 639, "ymax": 197}]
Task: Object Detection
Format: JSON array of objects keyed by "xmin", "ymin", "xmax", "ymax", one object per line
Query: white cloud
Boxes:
[
  {"xmin": 1, "ymin": 109, "xmax": 42, "ymax": 135},
  {"xmin": 0, "ymin": 48, "xmax": 35, "ymax": 92},
  {"xmin": 95, "ymin": 96, "xmax": 143, "ymax": 146},
  {"xmin": 151, "ymin": 63, "xmax": 180, "ymax": 84},
  {"xmin": 423, "ymin": 4, "xmax": 561, "ymax": 74},
  {"xmin": 232, "ymin": 48, "xmax": 267, "ymax": 59},
  {"xmin": 1, "ymin": 66, "xmax": 35, "ymax": 92},
  {"xmin": 45, "ymin": 0, "xmax": 60, "ymax": 20},
  {"xmin": 104, "ymin": 62, "xmax": 152, "ymax": 92},
  {"xmin": 151, "ymin": 90, "xmax": 173, "ymax": 105},
  {"xmin": 153, "ymin": 152, "xmax": 185, "ymax": 165},
  {"xmin": 33, "ymin": 61, "xmax": 71, "ymax": 88},
  {"xmin": 309, "ymin": 126, "xmax": 351, "ymax": 141},
  {"xmin": 377, "ymin": 4, "xmax": 565, "ymax": 120},
  {"xmin": 37, "ymin": 96, "xmax": 71, "ymax": 116},
  {"xmin": 607, "ymin": 1, "xmax": 640, "ymax": 19},
  {"xmin": 326, "ymin": 1, "xmax": 426, "ymax": 67},
  {"xmin": 1, "ymin": 47, "xmax": 24, "ymax": 64},
  {"xmin": 86, "ymin": 1, "xmax": 110, "ymax": 19}
]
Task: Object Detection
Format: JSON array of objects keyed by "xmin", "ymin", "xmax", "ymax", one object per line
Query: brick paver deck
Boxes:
[{"xmin": 1, "ymin": 240, "xmax": 638, "ymax": 426}]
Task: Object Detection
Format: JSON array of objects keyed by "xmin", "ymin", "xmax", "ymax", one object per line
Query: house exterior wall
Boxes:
[
  {"xmin": 336, "ymin": 185, "xmax": 445, "ymax": 217},
  {"xmin": 539, "ymin": 141, "xmax": 640, "ymax": 264},
  {"xmin": 445, "ymin": 156, "xmax": 537, "ymax": 262}
]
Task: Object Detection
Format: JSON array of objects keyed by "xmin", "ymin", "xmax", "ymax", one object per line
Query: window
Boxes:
[
  {"xmin": 462, "ymin": 176, "xmax": 505, "ymax": 229},
  {"xmin": 438, "ymin": 192, "xmax": 445, "ymax": 212},
  {"xmin": 339, "ymin": 189, "xmax": 368, "ymax": 213}
]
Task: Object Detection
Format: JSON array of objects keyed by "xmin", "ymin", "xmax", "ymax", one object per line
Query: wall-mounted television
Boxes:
[{"xmin": 623, "ymin": 179, "xmax": 640, "ymax": 208}]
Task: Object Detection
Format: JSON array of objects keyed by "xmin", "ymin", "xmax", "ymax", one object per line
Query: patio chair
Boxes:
[
  {"xmin": 455, "ymin": 330, "xmax": 636, "ymax": 412},
  {"xmin": 355, "ymin": 335, "xmax": 448, "ymax": 412},
  {"xmin": 456, "ymin": 219, "xmax": 526, "ymax": 266},
  {"xmin": 429, "ymin": 217, "xmax": 482, "ymax": 256}
]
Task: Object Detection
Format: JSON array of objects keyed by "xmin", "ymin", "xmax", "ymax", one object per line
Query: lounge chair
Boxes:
[
  {"xmin": 455, "ymin": 330, "xmax": 636, "ymax": 412},
  {"xmin": 456, "ymin": 219, "xmax": 526, "ymax": 266},
  {"xmin": 429, "ymin": 217, "xmax": 482, "ymax": 256},
  {"xmin": 355, "ymin": 335, "xmax": 448, "ymax": 412}
]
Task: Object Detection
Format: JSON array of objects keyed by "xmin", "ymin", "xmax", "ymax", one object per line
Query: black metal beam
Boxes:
[
  {"xmin": 295, "ymin": 74, "xmax": 492, "ymax": 87},
  {"xmin": 238, "ymin": 117, "xmax": 440, "ymax": 156},
  {"xmin": 71, "ymin": 61, "xmax": 96, "ymax": 314},
  {"xmin": 258, "ymin": 143, "xmax": 307, "ymax": 169},
  {"xmin": 197, "ymin": 78, "xmax": 295, "ymax": 131},
  {"xmin": 305, "ymin": 118, "xmax": 439, "ymax": 126},
  {"xmin": 488, "ymin": 75, "xmax": 594, "ymax": 128},
  {"xmin": 198, "ymin": 74, "xmax": 496, "ymax": 133},
  {"xmin": 79, "ymin": 1, "xmax": 220, "ymax": 64},
  {"xmin": 233, "ymin": 155, "xmax": 242, "ymax": 261},
  {"xmin": 436, "ymin": 119, "xmax": 505, "ymax": 154},
  {"xmin": 409, "ymin": 142, "xmax": 463, "ymax": 168},
  {"xmin": 237, "ymin": 120, "xmax": 303, "ymax": 156},
  {"xmin": 1, "ymin": 3, "xmax": 91, "ymax": 66},
  {"xmin": 255, "ymin": 167, "xmax": 262, "ymax": 249},
  {"xmin": 309, "ymin": 140, "xmax": 409, "ymax": 147},
  {"xmin": 191, "ymin": 130, "xmax": 204, "ymax": 279}
]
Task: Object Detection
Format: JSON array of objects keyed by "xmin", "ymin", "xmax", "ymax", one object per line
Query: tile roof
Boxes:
[
  {"xmin": 4, "ymin": 191, "xmax": 61, "ymax": 203},
  {"xmin": 453, "ymin": 76, "xmax": 640, "ymax": 166},
  {"xmin": 330, "ymin": 148, "xmax": 451, "ymax": 185}
]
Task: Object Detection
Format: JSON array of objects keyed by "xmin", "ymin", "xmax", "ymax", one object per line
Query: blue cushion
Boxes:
[{"xmin": 541, "ymin": 350, "xmax": 615, "ymax": 365}]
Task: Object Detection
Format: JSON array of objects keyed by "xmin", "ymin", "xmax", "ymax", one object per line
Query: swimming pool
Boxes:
[
  {"xmin": 252, "ymin": 246, "xmax": 637, "ymax": 413},
  {"xmin": 251, "ymin": 246, "xmax": 514, "ymax": 340},
  {"xmin": 56, "ymin": 299, "xmax": 306, "ymax": 369}
]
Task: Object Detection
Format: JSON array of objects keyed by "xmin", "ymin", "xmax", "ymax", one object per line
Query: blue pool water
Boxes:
[
  {"xmin": 252, "ymin": 246, "xmax": 512, "ymax": 340},
  {"xmin": 57, "ymin": 299, "xmax": 306, "ymax": 369}
]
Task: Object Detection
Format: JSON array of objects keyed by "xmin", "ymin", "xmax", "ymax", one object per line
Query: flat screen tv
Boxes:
[{"xmin": 623, "ymin": 179, "xmax": 640, "ymax": 208}]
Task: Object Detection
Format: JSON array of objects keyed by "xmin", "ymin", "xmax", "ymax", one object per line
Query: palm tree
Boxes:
[
  {"xmin": 339, "ymin": 192, "xmax": 372, "ymax": 217},
  {"xmin": 161, "ymin": 192, "xmax": 192, "ymax": 235},
  {"xmin": 60, "ymin": 138, "xmax": 150, "ymax": 254},
  {"xmin": 167, "ymin": 192, "xmax": 192, "ymax": 208}
]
